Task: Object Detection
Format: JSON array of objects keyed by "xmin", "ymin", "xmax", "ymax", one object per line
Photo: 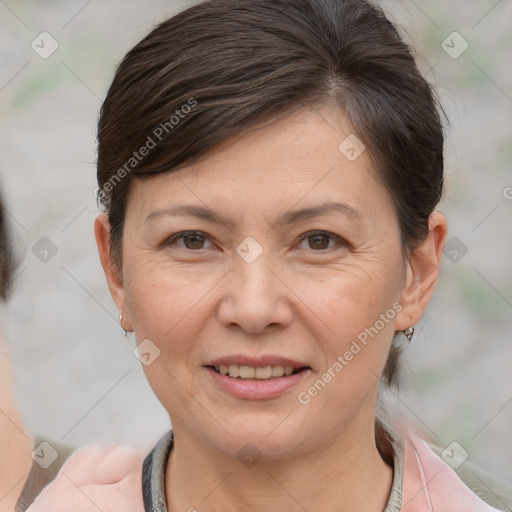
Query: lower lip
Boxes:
[{"xmin": 205, "ymin": 367, "xmax": 310, "ymax": 399}]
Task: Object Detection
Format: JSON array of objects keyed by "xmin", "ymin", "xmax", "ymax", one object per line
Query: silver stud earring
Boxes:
[
  {"xmin": 119, "ymin": 313, "xmax": 128, "ymax": 337},
  {"xmin": 404, "ymin": 326, "xmax": 414, "ymax": 342}
]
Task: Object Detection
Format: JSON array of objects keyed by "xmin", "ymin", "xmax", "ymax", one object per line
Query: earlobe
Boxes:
[
  {"xmin": 395, "ymin": 211, "xmax": 448, "ymax": 331},
  {"xmin": 94, "ymin": 214, "xmax": 133, "ymax": 331}
]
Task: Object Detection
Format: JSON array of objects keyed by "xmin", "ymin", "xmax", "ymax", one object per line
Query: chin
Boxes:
[{"xmin": 200, "ymin": 414, "xmax": 315, "ymax": 459}]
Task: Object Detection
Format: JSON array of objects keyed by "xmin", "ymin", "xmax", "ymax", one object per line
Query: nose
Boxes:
[{"xmin": 217, "ymin": 251, "xmax": 293, "ymax": 334}]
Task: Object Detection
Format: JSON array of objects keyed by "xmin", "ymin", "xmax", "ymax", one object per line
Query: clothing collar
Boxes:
[{"xmin": 142, "ymin": 419, "xmax": 405, "ymax": 512}]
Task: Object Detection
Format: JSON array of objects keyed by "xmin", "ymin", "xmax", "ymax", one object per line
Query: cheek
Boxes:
[
  {"xmin": 303, "ymin": 276, "xmax": 400, "ymax": 400},
  {"xmin": 302, "ymin": 259, "xmax": 403, "ymax": 338},
  {"xmin": 123, "ymin": 239, "xmax": 404, "ymax": 369},
  {"xmin": 123, "ymin": 257, "xmax": 220, "ymax": 354},
  {"xmin": 123, "ymin": 260, "xmax": 215, "ymax": 409}
]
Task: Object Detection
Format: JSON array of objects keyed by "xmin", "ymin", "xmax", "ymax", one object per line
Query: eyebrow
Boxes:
[{"xmin": 145, "ymin": 201, "xmax": 362, "ymax": 229}]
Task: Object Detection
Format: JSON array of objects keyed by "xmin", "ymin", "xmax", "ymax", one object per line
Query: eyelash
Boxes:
[{"xmin": 162, "ymin": 230, "xmax": 347, "ymax": 252}]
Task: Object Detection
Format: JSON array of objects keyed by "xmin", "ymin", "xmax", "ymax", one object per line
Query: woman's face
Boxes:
[{"xmin": 97, "ymin": 107, "xmax": 441, "ymax": 459}]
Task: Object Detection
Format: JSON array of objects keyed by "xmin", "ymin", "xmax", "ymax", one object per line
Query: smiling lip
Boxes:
[{"xmin": 204, "ymin": 355, "xmax": 311, "ymax": 400}]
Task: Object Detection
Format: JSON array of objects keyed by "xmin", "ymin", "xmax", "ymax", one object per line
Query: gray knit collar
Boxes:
[{"xmin": 142, "ymin": 418, "xmax": 404, "ymax": 512}]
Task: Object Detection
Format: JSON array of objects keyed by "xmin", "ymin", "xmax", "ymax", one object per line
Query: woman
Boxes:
[
  {"xmin": 91, "ymin": 0, "xmax": 511, "ymax": 510},
  {"xmin": 0, "ymin": 192, "xmax": 34, "ymax": 510}
]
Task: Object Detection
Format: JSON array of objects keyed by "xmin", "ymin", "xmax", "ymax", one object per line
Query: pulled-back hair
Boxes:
[{"xmin": 97, "ymin": 0, "xmax": 445, "ymax": 386}]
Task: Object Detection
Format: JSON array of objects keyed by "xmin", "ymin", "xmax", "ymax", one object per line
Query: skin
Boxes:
[
  {"xmin": 96, "ymin": 105, "xmax": 448, "ymax": 512},
  {"xmin": 0, "ymin": 330, "xmax": 33, "ymax": 512},
  {"xmin": 27, "ymin": 445, "xmax": 144, "ymax": 512}
]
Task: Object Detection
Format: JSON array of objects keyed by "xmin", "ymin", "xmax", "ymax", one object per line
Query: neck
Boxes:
[
  {"xmin": 166, "ymin": 414, "xmax": 393, "ymax": 512},
  {"xmin": 0, "ymin": 334, "xmax": 33, "ymax": 512}
]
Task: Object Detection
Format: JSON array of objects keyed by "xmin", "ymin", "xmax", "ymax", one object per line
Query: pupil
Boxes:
[
  {"xmin": 185, "ymin": 234, "xmax": 204, "ymax": 249},
  {"xmin": 310, "ymin": 234, "xmax": 328, "ymax": 250}
]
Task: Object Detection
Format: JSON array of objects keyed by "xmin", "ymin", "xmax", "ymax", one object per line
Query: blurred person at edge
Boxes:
[
  {"xmin": 32, "ymin": 0, "xmax": 512, "ymax": 510},
  {"xmin": 0, "ymin": 192, "xmax": 33, "ymax": 510},
  {"xmin": 0, "ymin": 190, "xmax": 144, "ymax": 512}
]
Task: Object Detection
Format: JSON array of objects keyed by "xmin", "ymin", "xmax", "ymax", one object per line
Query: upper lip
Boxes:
[{"xmin": 205, "ymin": 355, "xmax": 310, "ymax": 369}]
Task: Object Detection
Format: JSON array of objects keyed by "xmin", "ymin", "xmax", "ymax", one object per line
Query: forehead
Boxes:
[
  {"xmin": 126, "ymin": 106, "xmax": 394, "ymax": 225},
  {"xmin": 191, "ymin": 108, "xmax": 366, "ymax": 179}
]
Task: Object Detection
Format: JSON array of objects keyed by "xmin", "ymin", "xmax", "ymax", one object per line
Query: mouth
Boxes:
[
  {"xmin": 204, "ymin": 356, "xmax": 311, "ymax": 399},
  {"xmin": 208, "ymin": 364, "xmax": 309, "ymax": 380}
]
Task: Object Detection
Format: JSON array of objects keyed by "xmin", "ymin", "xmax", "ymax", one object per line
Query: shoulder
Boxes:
[
  {"xmin": 428, "ymin": 442, "xmax": 512, "ymax": 512},
  {"xmin": 25, "ymin": 443, "xmax": 145, "ymax": 512},
  {"xmin": 16, "ymin": 438, "xmax": 75, "ymax": 512},
  {"xmin": 409, "ymin": 435, "xmax": 512, "ymax": 512},
  {"xmin": 61, "ymin": 443, "xmax": 144, "ymax": 484}
]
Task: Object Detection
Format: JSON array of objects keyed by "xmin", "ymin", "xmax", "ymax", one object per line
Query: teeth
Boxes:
[
  {"xmin": 272, "ymin": 365, "xmax": 284, "ymax": 377},
  {"xmin": 239, "ymin": 365, "xmax": 255, "ymax": 379},
  {"xmin": 213, "ymin": 364, "xmax": 302, "ymax": 380},
  {"xmin": 255, "ymin": 366, "xmax": 272, "ymax": 379},
  {"xmin": 228, "ymin": 364, "xmax": 240, "ymax": 378}
]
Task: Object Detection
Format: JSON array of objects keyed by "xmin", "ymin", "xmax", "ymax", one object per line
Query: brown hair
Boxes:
[
  {"xmin": 0, "ymin": 195, "xmax": 13, "ymax": 300},
  {"xmin": 97, "ymin": 0, "xmax": 446, "ymax": 387}
]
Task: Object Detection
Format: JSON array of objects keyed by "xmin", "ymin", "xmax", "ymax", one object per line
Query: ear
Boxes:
[
  {"xmin": 94, "ymin": 214, "xmax": 133, "ymax": 332},
  {"xmin": 395, "ymin": 211, "xmax": 448, "ymax": 331}
]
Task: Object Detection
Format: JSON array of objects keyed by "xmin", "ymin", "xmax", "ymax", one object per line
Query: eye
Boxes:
[
  {"xmin": 162, "ymin": 230, "xmax": 345, "ymax": 252},
  {"xmin": 163, "ymin": 231, "xmax": 214, "ymax": 250},
  {"xmin": 296, "ymin": 231, "xmax": 345, "ymax": 251}
]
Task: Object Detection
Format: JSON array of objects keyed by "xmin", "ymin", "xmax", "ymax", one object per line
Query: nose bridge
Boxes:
[
  {"xmin": 234, "ymin": 236, "xmax": 277, "ymax": 302},
  {"xmin": 218, "ymin": 236, "xmax": 292, "ymax": 332}
]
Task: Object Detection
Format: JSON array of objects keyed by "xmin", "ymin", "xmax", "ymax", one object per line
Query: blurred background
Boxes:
[{"xmin": 0, "ymin": 0, "xmax": 511, "ymax": 483}]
